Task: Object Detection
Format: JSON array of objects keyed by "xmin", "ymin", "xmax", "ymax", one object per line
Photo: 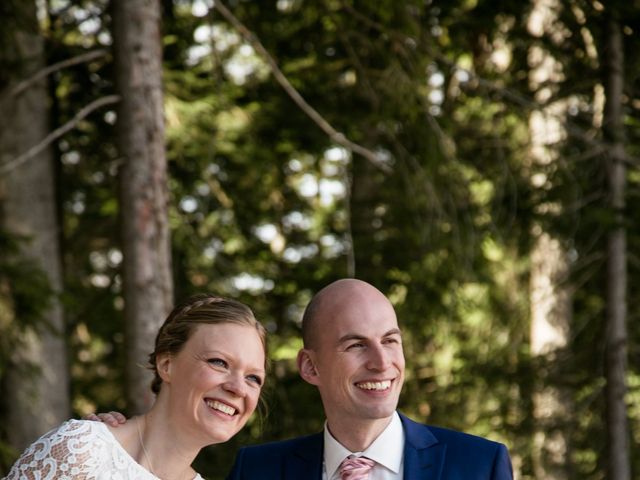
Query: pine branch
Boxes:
[
  {"xmin": 9, "ymin": 49, "xmax": 108, "ymax": 98},
  {"xmin": 336, "ymin": 2, "xmax": 640, "ymax": 172},
  {"xmin": 212, "ymin": 1, "xmax": 391, "ymax": 173}
]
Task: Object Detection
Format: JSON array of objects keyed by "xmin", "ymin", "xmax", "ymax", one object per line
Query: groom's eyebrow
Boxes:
[
  {"xmin": 337, "ymin": 333, "xmax": 366, "ymax": 344},
  {"xmin": 337, "ymin": 328, "xmax": 401, "ymax": 344}
]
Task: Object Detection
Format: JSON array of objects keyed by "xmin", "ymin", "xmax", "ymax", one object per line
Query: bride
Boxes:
[{"xmin": 6, "ymin": 294, "xmax": 267, "ymax": 480}]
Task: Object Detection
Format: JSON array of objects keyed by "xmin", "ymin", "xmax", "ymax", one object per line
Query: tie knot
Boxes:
[{"xmin": 339, "ymin": 456, "xmax": 376, "ymax": 480}]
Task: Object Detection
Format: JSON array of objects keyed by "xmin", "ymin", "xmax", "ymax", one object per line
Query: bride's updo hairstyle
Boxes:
[{"xmin": 148, "ymin": 293, "xmax": 267, "ymax": 394}]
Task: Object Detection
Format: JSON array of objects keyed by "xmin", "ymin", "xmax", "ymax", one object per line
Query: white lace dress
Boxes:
[{"xmin": 5, "ymin": 419, "xmax": 205, "ymax": 480}]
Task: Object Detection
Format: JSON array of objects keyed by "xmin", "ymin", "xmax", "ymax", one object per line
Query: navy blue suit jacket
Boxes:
[{"xmin": 227, "ymin": 413, "xmax": 513, "ymax": 479}]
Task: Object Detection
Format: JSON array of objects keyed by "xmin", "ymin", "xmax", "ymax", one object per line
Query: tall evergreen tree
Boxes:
[
  {"xmin": 112, "ymin": 0, "xmax": 173, "ymax": 413},
  {"xmin": 0, "ymin": 0, "xmax": 70, "ymax": 451},
  {"xmin": 602, "ymin": 7, "xmax": 630, "ymax": 480}
]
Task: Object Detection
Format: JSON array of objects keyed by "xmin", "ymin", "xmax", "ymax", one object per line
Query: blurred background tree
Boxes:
[
  {"xmin": 0, "ymin": 0, "xmax": 70, "ymax": 455},
  {"xmin": 0, "ymin": 0, "xmax": 639, "ymax": 479}
]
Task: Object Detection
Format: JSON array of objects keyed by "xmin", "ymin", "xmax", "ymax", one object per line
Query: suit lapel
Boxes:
[
  {"xmin": 401, "ymin": 413, "xmax": 446, "ymax": 480},
  {"xmin": 284, "ymin": 432, "xmax": 324, "ymax": 480},
  {"xmin": 281, "ymin": 416, "xmax": 444, "ymax": 479}
]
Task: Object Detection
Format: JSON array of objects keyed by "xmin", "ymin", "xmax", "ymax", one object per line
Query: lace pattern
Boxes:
[{"xmin": 5, "ymin": 419, "xmax": 204, "ymax": 480}]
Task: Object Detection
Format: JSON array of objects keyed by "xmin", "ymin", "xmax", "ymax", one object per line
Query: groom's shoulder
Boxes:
[
  {"xmin": 238, "ymin": 431, "xmax": 323, "ymax": 455},
  {"xmin": 428, "ymin": 424, "xmax": 505, "ymax": 448},
  {"xmin": 227, "ymin": 432, "xmax": 323, "ymax": 480},
  {"xmin": 401, "ymin": 413, "xmax": 508, "ymax": 451}
]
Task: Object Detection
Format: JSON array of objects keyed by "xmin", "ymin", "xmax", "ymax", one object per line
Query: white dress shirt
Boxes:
[{"xmin": 323, "ymin": 411, "xmax": 405, "ymax": 480}]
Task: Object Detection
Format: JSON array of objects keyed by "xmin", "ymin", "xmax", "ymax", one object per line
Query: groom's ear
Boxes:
[{"xmin": 297, "ymin": 349, "xmax": 320, "ymax": 386}]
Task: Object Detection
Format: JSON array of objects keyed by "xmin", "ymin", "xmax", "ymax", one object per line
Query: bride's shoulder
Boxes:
[
  {"xmin": 34, "ymin": 419, "xmax": 115, "ymax": 453},
  {"xmin": 47, "ymin": 418, "xmax": 111, "ymax": 440},
  {"xmin": 4, "ymin": 419, "xmax": 110, "ymax": 479},
  {"xmin": 56, "ymin": 418, "xmax": 101, "ymax": 432}
]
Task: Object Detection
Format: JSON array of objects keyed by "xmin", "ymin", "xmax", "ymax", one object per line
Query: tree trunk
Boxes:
[
  {"xmin": 0, "ymin": 0, "xmax": 70, "ymax": 450},
  {"xmin": 526, "ymin": 1, "xmax": 572, "ymax": 477},
  {"xmin": 529, "ymin": 232, "xmax": 572, "ymax": 479},
  {"xmin": 602, "ymin": 10, "xmax": 630, "ymax": 480},
  {"xmin": 112, "ymin": 0, "xmax": 173, "ymax": 414}
]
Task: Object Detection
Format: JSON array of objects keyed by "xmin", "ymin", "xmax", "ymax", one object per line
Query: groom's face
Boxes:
[{"xmin": 301, "ymin": 285, "xmax": 405, "ymax": 428}]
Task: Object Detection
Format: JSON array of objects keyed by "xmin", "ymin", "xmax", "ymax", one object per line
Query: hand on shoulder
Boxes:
[{"xmin": 84, "ymin": 411, "xmax": 127, "ymax": 427}]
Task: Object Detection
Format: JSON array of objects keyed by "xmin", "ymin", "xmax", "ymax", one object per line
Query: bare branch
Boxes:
[
  {"xmin": 212, "ymin": 1, "xmax": 391, "ymax": 173},
  {"xmin": 9, "ymin": 49, "xmax": 108, "ymax": 98},
  {"xmin": 0, "ymin": 95, "xmax": 120, "ymax": 174}
]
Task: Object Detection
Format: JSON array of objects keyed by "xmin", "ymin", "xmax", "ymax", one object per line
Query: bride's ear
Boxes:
[{"xmin": 156, "ymin": 354, "xmax": 172, "ymax": 383}]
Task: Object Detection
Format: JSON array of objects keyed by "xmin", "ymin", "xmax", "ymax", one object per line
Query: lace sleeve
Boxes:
[{"xmin": 5, "ymin": 420, "xmax": 104, "ymax": 480}]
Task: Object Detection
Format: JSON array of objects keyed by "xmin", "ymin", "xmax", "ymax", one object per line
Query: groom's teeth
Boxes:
[
  {"xmin": 206, "ymin": 400, "xmax": 236, "ymax": 415},
  {"xmin": 356, "ymin": 380, "xmax": 391, "ymax": 391}
]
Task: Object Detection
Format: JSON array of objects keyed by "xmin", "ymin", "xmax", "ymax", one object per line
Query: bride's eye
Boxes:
[{"xmin": 207, "ymin": 358, "xmax": 228, "ymax": 368}]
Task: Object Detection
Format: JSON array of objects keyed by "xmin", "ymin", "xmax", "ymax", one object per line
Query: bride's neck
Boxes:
[{"xmin": 137, "ymin": 402, "xmax": 200, "ymax": 480}]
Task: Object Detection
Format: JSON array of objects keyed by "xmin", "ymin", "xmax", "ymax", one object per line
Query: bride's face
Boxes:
[{"xmin": 159, "ymin": 322, "xmax": 265, "ymax": 444}]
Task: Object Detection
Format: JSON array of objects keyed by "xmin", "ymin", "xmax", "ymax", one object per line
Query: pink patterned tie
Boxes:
[{"xmin": 339, "ymin": 456, "xmax": 376, "ymax": 480}]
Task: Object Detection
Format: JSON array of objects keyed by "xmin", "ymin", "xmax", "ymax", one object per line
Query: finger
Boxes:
[
  {"xmin": 96, "ymin": 413, "xmax": 120, "ymax": 427},
  {"xmin": 84, "ymin": 413, "xmax": 100, "ymax": 421},
  {"xmin": 109, "ymin": 411, "xmax": 127, "ymax": 424}
]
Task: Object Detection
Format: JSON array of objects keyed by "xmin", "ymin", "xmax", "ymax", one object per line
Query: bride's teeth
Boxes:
[
  {"xmin": 356, "ymin": 380, "xmax": 391, "ymax": 391},
  {"xmin": 206, "ymin": 400, "xmax": 236, "ymax": 415}
]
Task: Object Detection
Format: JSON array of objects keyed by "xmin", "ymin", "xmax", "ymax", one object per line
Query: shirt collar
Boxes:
[{"xmin": 323, "ymin": 411, "xmax": 405, "ymax": 479}]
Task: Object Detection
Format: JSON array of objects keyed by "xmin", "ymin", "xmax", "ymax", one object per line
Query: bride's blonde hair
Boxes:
[{"xmin": 148, "ymin": 293, "xmax": 267, "ymax": 394}]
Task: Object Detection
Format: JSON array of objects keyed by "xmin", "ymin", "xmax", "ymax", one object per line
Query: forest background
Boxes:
[{"xmin": 1, "ymin": 0, "xmax": 639, "ymax": 479}]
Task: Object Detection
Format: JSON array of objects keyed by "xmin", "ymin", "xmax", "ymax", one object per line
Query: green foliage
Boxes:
[
  {"xmin": 0, "ymin": 232, "xmax": 55, "ymax": 373},
  {"xmin": 0, "ymin": 230, "xmax": 56, "ymax": 473},
  {"xmin": 2, "ymin": 0, "xmax": 639, "ymax": 478}
]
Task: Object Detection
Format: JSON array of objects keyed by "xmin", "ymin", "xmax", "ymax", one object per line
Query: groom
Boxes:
[{"xmin": 226, "ymin": 278, "xmax": 513, "ymax": 479}]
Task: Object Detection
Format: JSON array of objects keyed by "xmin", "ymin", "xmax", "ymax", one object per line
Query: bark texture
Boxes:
[
  {"xmin": 112, "ymin": 0, "xmax": 173, "ymax": 413},
  {"xmin": 602, "ymin": 10, "xmax": 630, "ymax": 480},
  {"xmin": 0, "ymin": 0, "xmax": 70, "ymax": 450}
]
